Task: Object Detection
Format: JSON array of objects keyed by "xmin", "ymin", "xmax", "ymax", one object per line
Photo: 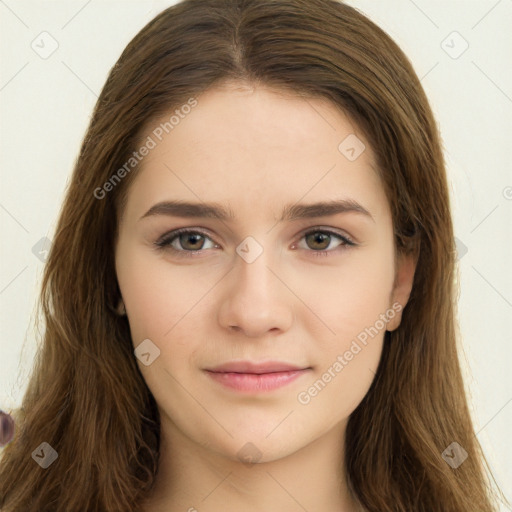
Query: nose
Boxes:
[{"xmin": 217, "ymin": 245, "xmax": 294, "ymax": 338}]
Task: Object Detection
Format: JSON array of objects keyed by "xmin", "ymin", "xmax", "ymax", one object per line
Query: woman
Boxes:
[{"xmin": 0, "ymin": 0, "xmax": 507, "ymax": 510}]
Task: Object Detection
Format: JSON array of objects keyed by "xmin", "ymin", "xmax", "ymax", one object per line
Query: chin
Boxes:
[{"xmin": 211, "ymin": 431, "xmax": 307, "ymax": 466}]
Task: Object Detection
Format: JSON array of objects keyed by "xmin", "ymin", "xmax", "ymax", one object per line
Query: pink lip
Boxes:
[{"xmin": 204, "ymin": 361, "xmax": 311, "ymax": 393}]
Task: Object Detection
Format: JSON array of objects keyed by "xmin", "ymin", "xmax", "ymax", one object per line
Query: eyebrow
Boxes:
[{"xmin": 139, "ymin": 199, "xmax": 374, "ymax": 223}]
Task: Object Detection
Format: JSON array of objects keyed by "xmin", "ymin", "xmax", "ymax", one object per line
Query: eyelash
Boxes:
[{"xmin": 154, "ymin": 227, "xmax": 356, "ymax": 258}]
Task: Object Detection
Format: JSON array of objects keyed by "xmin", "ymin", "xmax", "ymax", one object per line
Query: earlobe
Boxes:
[
  {"xmin": 386, "ymin": 251, "xmax": 417, "ymax": 332},
  {"xmin": 116, "ymin": 298, "xmax": 127, "ymax": 316}
]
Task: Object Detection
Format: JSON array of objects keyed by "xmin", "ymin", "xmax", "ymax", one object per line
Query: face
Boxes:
[{"xmin": 114, "ymin": 81, "xmax": 414, "ymax": 464}]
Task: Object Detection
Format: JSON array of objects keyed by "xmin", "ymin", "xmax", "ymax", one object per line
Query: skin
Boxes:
[{"xmin": 114, "ymin": 81, "xmax": 416, "ymax": 512}]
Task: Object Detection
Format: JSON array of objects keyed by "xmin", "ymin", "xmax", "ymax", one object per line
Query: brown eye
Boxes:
[
  {"xmin": 305, "ymin": 231, "xmax": 332, "ymax": 251},
  {"xmin": 155, "ymin": 229, "xmax": 217, "ymax": 254},
  {"xmin": 178, "ymin": 232, "xmax": 206, "ymax": 251},
  {"xmin": 298, "ymin": 229, "xmax": 355, "ymax": 254}
]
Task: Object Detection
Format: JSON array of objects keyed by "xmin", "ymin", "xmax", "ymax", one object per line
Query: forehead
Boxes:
[
  {"xmin": 121, "ymin": 82, "xmax": 388, "ymax": 224},
  {"xmin": 165, "ymin": 82, "xmax": 366, "ymax": 161}
]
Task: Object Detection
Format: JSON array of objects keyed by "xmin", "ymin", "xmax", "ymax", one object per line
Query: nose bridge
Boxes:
[
  {"xmin": 233, "ymin": 236, "xmax": 279, "ymax": 304},
  {"xmin": 217, "ymin": 235, "xmax": 294, "ymax": 336}
]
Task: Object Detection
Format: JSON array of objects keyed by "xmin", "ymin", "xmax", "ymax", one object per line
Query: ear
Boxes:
[
  {"xmin": 116, "ymin": 298, "xmax": 127, "ymax": 316},
  {"xmin": 386, "ymin": 251, "xmax": 417, "ymax": 332}
]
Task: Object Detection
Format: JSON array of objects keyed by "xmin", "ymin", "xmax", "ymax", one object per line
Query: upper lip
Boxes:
[{"xmin": 205, "ymin": 361, "xmax": 310, "ymax": 374}]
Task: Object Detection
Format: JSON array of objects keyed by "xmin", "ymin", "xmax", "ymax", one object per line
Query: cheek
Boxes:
[
  {"xmin": 296, "ymin": 336, "xmax": 383, "ymax": 423},
  {"xmin": 116, "ymin": 252, "xmax": 213, "ymax": 404},
  {"xmin": 117, "ymin": 247, "xmax": 213, "ymax": 343},
  {"xmin": 293, "ymin": 244, "xmax": 395, "ymax": 340},
  {"xmin": 292, "ymin": 244, "xmax": 393, "ymax": 411},
  {"xmin": 117, "ymin": 260, "xmax": 206, "ymax": 413}
]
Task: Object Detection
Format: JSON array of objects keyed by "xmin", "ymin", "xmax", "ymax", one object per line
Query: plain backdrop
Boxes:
[{"xmin": 1, "ymin": 0, "xmax": 511, "ymax": 508}]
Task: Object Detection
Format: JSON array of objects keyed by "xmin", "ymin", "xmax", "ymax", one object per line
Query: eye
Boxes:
[
  {"xmin": 294, "ymin": 228, "xmax": 356, "ymax": 257},
  {"xmin": 154, "ymin": 228, "xmax": 217, "ymax": 256},
  {"xmin": 153, "ymin": 227, "xmax": 356, "ymax": 258}
]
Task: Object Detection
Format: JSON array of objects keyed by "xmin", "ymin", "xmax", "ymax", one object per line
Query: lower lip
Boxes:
[{"xmin": 205, "ymin": 369, "xmax": 309, "ymax": 392}]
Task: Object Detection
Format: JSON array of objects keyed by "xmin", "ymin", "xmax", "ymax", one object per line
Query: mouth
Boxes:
[{"xmin": 203, "ymin": 360, "xmax": 312, "ymax": 393}]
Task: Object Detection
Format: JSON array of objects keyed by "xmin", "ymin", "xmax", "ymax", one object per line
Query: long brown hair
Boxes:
[{"xmin": 0, "ymin": 0, "xmax": 507, "ymax": 510}]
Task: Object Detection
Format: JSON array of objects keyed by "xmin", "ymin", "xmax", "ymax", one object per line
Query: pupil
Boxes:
[
  {"xmin": 182, "ymin": 233, "xmax": 203, "ymax": 249},
  {"xmin": 309, "ymin": 232, "xmax": 329, "ymax": 250}
]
